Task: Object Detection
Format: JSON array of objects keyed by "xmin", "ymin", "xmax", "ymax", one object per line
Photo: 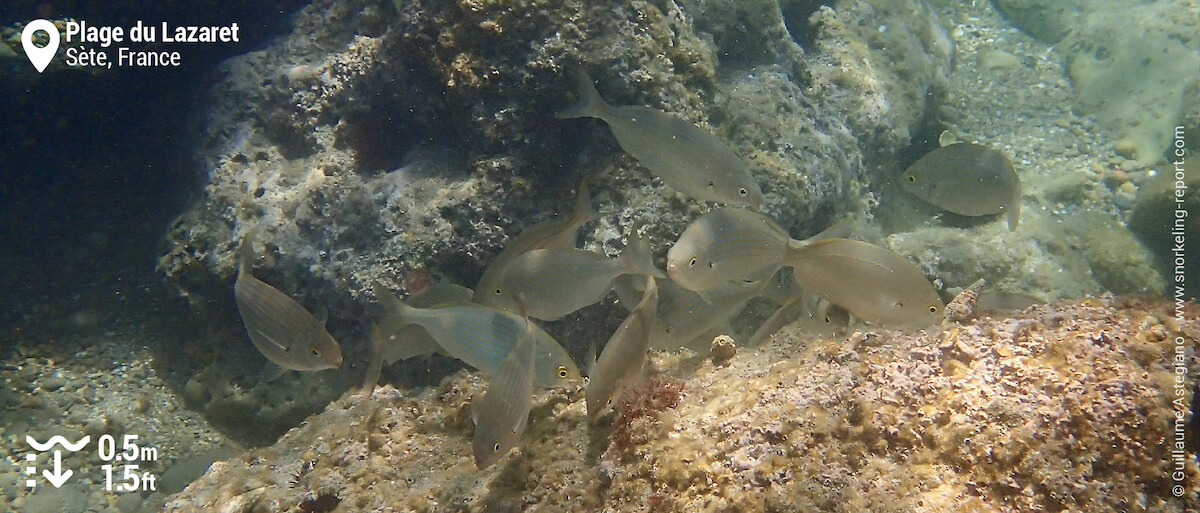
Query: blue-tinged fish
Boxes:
[
  {"xmin": 471, "ymin": 308, "xmax": 536, "ymax": 469},
  {"xmin": 373, "ymin": 282, "xmax": 581, "ymax": 388},
  {"xmin": 373, "ymin": 281, "xmax": 474, "ymax": 366},
  {"xmin": 666, "ymin": 208, "xmax": 799, "ymax": 292},
  {"xmin": 474, "ymin": 181, "xmax": 597, "ymax": 304},
  {"xmin": 788, "ymin": 238, "xmax": 944, "ymax": 327},
  {"xmin": 558, "ymin": 70, "xmax": 763, "ymax": 207},
  {"xmin": 233, "ymin": 237, "xmax": 343, "ymax": 372},
  {"xmin": 587, "ymin": 277, "xmax": 658, "ymax": 421},
  {"xmin": 900, "ymin": 142, "xmax": 1021, "ymax": 230},
  {"xmin": 479, "ymin": 231, "xmax": 665, "ymax": 320}
]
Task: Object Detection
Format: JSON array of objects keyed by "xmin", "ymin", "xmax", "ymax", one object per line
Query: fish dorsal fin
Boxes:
[{"xmin": 237, "ymin": 234, "xmax": 256, "ymax": 278}]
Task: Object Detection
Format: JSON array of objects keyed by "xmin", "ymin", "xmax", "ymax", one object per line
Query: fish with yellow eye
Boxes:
[
  {"xmin": 471, "ymin": 303, "xmax": 537, "ymax": 469},
  {"xmin": 372, "ymin": 282, "xmax": 581, "ymax": 389},
  {"xmin": 233, "ymin": 236, "xmax": 343, "ymax": 375},
  {"xmin": 900, "ymin": 142, "xmax": 1021, "ymax": 231},
  {"xmin": 788, "ymin": 238, "xmax": 944, "ymax": 327},
  {"xmin": 667, "ymin": 209, "xmax": 943, "ymax": 327},
  {"xmin": 557, "ymin": 70, "xmax": 763, "ymax": 207},
  {"xmin": 479, "ymin": 231, "xmax": 665, "ymax": 321}
]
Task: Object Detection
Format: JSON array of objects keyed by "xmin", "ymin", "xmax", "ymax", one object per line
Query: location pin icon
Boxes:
[{"xmin": 22, "ymin": 19, "xmax": 60, "ymax": 73}]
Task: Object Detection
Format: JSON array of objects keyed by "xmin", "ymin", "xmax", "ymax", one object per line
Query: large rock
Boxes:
[{"xmin": 160, "ymin": 297, "xmax": 1199, "ymax": 512}]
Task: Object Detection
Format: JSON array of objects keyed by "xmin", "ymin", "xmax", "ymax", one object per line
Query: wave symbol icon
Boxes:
[{"xmin": 26, "ymin": 435, "xmax": 91, "ymax": 452}]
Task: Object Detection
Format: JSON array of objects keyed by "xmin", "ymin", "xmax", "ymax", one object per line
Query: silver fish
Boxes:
[
  {"xmin": 558, "ymin": 70, "xmax": 763, "ymax": 207},
  {"xmin": 749, "ymin": 290, "xmax": 849, "ymax": 346},
  {"xmin": 372, "ymin": 281, "xmax": 474, "ymax": 366},
  {"xmin": 900, "ymin": 142, "xmax": 1021, "ymax": 231},
  {"xmin": 788, "ymin": 238, "xmax": 944, "ymax": 327},
  {"xmin": 373, "ymin": 282, "xmax": 581, "ymax": 388},
  {"xmin": 479, "ymin": 232, "xmax": 665, "ymax": 320},
  {"xmin": 233, "ymin": 237, "xmax": 343, "ymax": 371},
  {"xmin": 474, "ymin": 180, "xmax": 597, "ymax": 304},
  {"xmin": 471, "ymin": 309, "xmax": 536, "ymax": 469},
  {"xmin": 651, "ymin": 277, "xmax": 759, "ymax": 350},
  {"xmin": 587, "ymin": 277, "xmax": 658, "ymax": 421},
  {"xmin": 666, "ymin": 208, "xmax": 798, "ymax": 292}
]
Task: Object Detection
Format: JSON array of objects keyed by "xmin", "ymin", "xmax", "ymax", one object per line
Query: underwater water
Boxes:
[{"xmin": 1, "ymin": 0, "xmax": 1198, "ymax": 512}]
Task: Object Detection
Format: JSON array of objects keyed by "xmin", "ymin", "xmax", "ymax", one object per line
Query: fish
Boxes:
[
  {"xmin": 788, "ymin": 238, "xmax": 944, "ymax": 327},
  {"xmin": 474, "ymin": 180, "xmax": 598, "ymax": 304},
  {"xmin": 587, "ymin": 276, "xmax": 658, "ymax": 421},
  {"xmin": 471, "ymin": 307, "xmax": 536, "ymax": 469},
  {"xmin": 666, "ymin": 208, "xmax": 799, "ymax": 292},
  {"xmin": 748, "ymin": 290, "xmax": 849, "ymax": 346},
  {"xmin": 803, "ymin": 296, "xmax": 850, "ymax": 335},
  {"xmin": 649, "ymin": 276, "xmax": 758, "ymax": 350},
  {"xmin": 557, "ymin": 70, "xmax": 763, "ymax": 207},
  {"xmin": 478, "ymin": 231, "xmax": 666, "ymax": 321},
  {"xmin": 900, "ymin": 142, "xmax": 1021, "ymax": 231},
  {"xmin": 233, "ymin": 237, "xmax": 343, "ymax": 372},
  {"xmin": 371, "ymin": 281, "xmax": 474, "ymax": 367},
  {"xmin": 373, "ymin": 282, "xmax": 581, "ymax": 388}
]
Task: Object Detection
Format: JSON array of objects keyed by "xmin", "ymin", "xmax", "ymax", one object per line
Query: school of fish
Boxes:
[{"xmin": 231, "ymin": 69, "xmax": 1030, "ymax": 468}]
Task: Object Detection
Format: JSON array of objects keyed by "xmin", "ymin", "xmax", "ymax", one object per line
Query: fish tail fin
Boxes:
[
  {"xmin": 556, "ymin": 68, "xmax": 606, "ymax": 119},
  {"xmin": 1006, "ymin": 184, "xmax": 1021, "ymax": 231},
  {"xmin": 361, "ymin": 323, "xmax": 385, "ymax": 396},
  {"xmin": 621, "ymin": 230, "xmax": 668, "ymax": 279},
  {"xmin": 373, "ymin": 280, "xmax": 417, "ymax": 325},
  {"xmin": 238, "ymin": 234, "xmax": 255, "ymax": 277},
  {"xmin": 572, "ymin": 178, "xmax": 600, "ymax": 224}
]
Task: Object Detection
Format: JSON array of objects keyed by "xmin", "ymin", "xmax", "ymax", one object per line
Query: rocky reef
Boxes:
[
  {"xmin": 160, "ymin": 296, "xmax": 1199, "ymax": 512},
  {"xmin": 153, "ymin": 0, "xmax": 956, "ymax": 321},
  {"xmin": 154, "ymin": 0, "xmax": 958, "ymax": 435},
  {"xmin": 153, "ymin": 0, "xmax": 1189, "ymax": 454}
]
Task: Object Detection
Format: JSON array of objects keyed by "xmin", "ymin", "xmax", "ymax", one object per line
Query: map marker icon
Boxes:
[{"xmin": 22, "ymin": 19, "xmax": 60, "ymax": 73}]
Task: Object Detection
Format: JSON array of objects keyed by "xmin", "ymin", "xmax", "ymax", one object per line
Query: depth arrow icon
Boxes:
[{"xmin": 43, "ymin": 450, "xmax": 72, "ymax": 488}]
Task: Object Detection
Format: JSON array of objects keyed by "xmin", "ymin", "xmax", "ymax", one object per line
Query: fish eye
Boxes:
[
  {"xmin": 895, "ymin": 302, "xmax": 905, "ymax": 309},
  {"xmin": 689, "ymin": 257, "xmax": 697, "ymax": 267},
  {"xmin": 907, "ymin": 174, "xmax": 916, "ymax": 182},
  {"xmin": 928, "ymin": 305, "xmax": 938, "ymax": 313},
  {"xmin": 606, "ymin": 398, "xmax": 613, "ymax": 407},
  {"xmin": 823, "ymin": 316, "xmax": 832, "ymax": 323},
  {"xmin": 310, "ymin": 347, "xmax": 321, "ymax": 357},
  {"xmin": 557, "ymin": 366, "xmax": 568, "ymax": 378},
  {"xmin": 738, "ymin": 187, "xmax": 748, "ymax": 196},
  {"xmin": 707, "ymin": 262, "xmax": 714, "ymax": 269},
  {"xmin": 494, "ymin": 287, "xmax": 502, "ymax": 295},
  {"xmin": 493, "ymin": 442, "xmax": 500, "ymax": 452},
  {"xmin": 707, "ymin": 180, "xmax": 716, "ymax": 188}
]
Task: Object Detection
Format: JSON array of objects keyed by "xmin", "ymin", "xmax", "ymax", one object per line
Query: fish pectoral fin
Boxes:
[
  {"xmin": 259, "ymin": 362, "xmax": 288, "ymax": 382},
  {"xmin": 252, "ymin": 328, "xmax": 290, "ymax": 352}
]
